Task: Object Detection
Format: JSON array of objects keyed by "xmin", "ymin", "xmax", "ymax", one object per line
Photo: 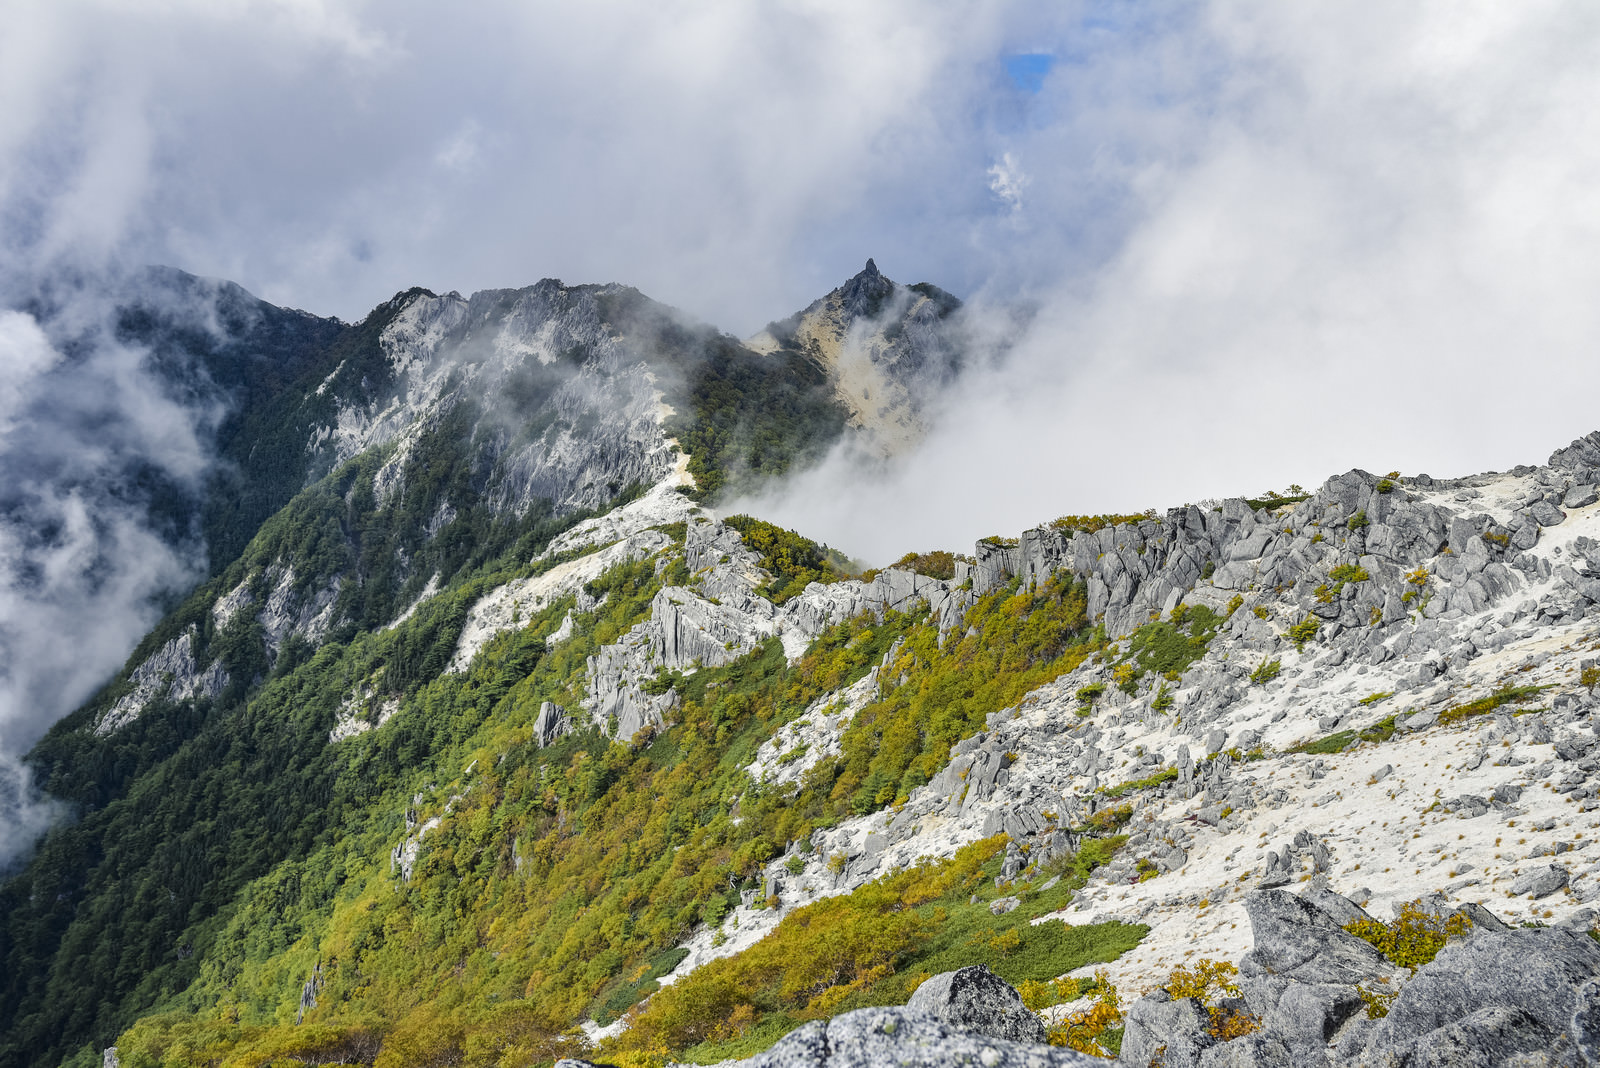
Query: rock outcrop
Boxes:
[
  {"xmin": 653, "ymin": 432, "xmax": 1600, "ymax": 1012},
  {"xmin": 736, "ymin": 1006, "xmax": 1099, "ymax": 1068},
  {"xmin": 905, "ymin": 964, "xmax": 1050, "ymax": 1044},
  {"xmin": 1115, "ymin": 885, "xmax": 1600, "ymax": 1067}
]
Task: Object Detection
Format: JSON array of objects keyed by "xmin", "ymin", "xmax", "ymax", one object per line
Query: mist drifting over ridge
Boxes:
[
  {"xmin": 0, "ymin": 271, "xmax": 228, "ymax": 868},
  {"xmin": 2, "ymin": 1, "xmax": 1600, "ymax": 867}
]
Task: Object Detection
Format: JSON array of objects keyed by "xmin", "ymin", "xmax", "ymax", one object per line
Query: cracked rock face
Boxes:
[
  {"xmin": 94, "ymin": 627, "xmax": 225, "ymax": 736},
  {"xmin": 1113, "ymin": 886, "xmax": 1600, "ymax": 1068},
  {"xmin": 739, "ymin": 1007, "xmax": 1100, "ymax": 1068},
  {"xmin": 905, "ymin": 965, "xmax": 1050, "ymax": 1045}
]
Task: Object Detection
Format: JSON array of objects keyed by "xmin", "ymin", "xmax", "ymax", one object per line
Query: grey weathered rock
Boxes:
[
  {"xmin": 1298, "ymin": 886, "xmax": 1372, "ymax": 927},
  {"xmin": 1565, "ymin": 484, "xmax": 1599, "ymax": 509},
  {"xmin": 904, "ymin": 965, "xmax": 1048, "ymax": 1045},
  {"xmin": 94, "ymin": 626, "xmax": 227, "ymax": 736},
  {"xmin": 1447, "ymin": 794, "xmax": 1491, "ymax": 818},
  {"xmin": 1510, "ymin": 864, "xmax": 1570, "ymax": 898},
  {"xmin": 1261, "ymin": 982, "xmax": 1363, "ymax": 1062},
  {"xmin": 1258, "ymin": 850, "xmax": 1293, "ymax": 889},
  {"xmin": 1573, "ymin": 978, "xmax": 1600, "ymax": 1066},
  {"xmin": 742, "ymin": 1007, "xmax": 1101, "ymax": 1067},
  {"xmin": 1237, "ymin": 890, "xmax": 1396, "ymax": 986},
  {"xmin": 1194, "ymin": 1033, "xmax": 1295, "ymax": 1067},
  {"xmin": 1119, "ymin": 991, "xmax": 1217, "ymax": 1068},
  {"xmin": 1366, "ymin": 927, "xmax": 1600, "ymax": 1063},
  {"xmin": 1404, "ymin": 1006, "xmax": 1559, "ymax": 1067},
  {"xmin": 1451, "ymin": 900, "xmax": 1511, "ymax": 934},
  {"xmin": 1531, "ymin": 499, "xmax": 1568, "ymax": 527},
  {"xmin": 534, "ymin": 701, "xmax": 570, "ymax": 747},
  {"xmin": 1492, "ymin": 783, "xmax": 1523, "ymax": 804}
]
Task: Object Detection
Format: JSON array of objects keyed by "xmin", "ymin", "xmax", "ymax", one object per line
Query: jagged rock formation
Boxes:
[
  {"xmin": 93, "ymin": 627, "xmax": 224, "ymax": 736},
  {"xmin": 318, "ymin": 281, "xmax": 680, "ymax": 518},
  {"xmin": 1118, "ymin": 886, "xmax": 1600, "ymax": 1067},
  {"xmin": 747, "ymin": 260, "xmax": 964, "ymax": 454},
  {"xmin": 655, "ymin": 432, "xmax": 1600, "ymax": 999},
  {"xmin": 83, "ymin": 261, "xmax": 948, "ymax": 739},
  {"xmin": 17, "ymin": 266, "xmax": 1600, "ymax": 1068},
  {"xmin": 578, "ymin": 514, "xmax": 976, "ymax": 741},
  {"xmin": 715, "ymin": 1006, "xmax": 1102, "ymax": 1068}
]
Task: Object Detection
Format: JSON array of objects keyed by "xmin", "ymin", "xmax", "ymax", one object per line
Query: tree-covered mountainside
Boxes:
[
  {"xmin": 0, "ymin": 265, "xmax": 958, "ymax": 1068},
  {"xmin": 1, "ymin": 456, "xmax": 1134, "ymax": 1067}
]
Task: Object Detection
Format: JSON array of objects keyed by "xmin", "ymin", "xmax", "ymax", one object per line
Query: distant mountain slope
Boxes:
[
  {"xmin": 0, "ymin": 263, "xmax": 957, "ymax": 1068},
  {"xmin": 747, "ymin": 259, "xmax": 964, "ymax": 455}
]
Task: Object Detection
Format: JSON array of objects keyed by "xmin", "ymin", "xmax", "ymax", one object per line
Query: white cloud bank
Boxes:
[{"xmin": 742, "ymin": 3, "xmax": 1600, "ymax": 562}]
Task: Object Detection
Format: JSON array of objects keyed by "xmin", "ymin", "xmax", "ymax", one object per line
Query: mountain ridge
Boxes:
[{"xmin": 3, "ymin": 265, "xmax": 1599, "ymax": 1068}]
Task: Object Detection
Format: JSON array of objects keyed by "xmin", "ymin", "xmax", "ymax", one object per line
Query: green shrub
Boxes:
[
  {"xmin": 1345, "ymin": 901, "xmax": 1469, "ymax": 971},
  {"xmin": 1115, "ymin": 605, "xmax": 1224, "ymax": 684},
  {"xmin": 725, "ymin": 515, "xmax": 856, "ymax": 603},
  {"xmin": 1050, "ymin": 514, "xmax": 1152, "ymax": 535},
  {"xmin": 1437, "ymin": 683, "xmax": 1549, "ymax": 726},
  {"xmin": 1348, "ymin": 511, "xmax": 1369, "ymax": 531},
  {"xmin": 887, "ymin": 551, "xmax": 957, "ymax": 580},
  {"xmin": 1287, "ymin": 617, "xmax": 1320, "ymax": 651},
  {"xmin": 1250, "ymin": 658, "xmax": 1281, "ymax": 685},
  {"xmin": 1291, "ymin": 715, "xmax": 1397, "ymax": 755},
  {"xmin": 1098, "ymin": 767, "xmax": 1177, "ymax": 799},
  {"xmin": 614, "ymin": 835, "xmax": 1146, "ymax": 1063}
]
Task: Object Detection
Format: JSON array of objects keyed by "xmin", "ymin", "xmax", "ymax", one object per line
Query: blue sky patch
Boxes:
[{"xmin": 1004, "ymin": 53, "xmax": 1055, "ymax": 93}]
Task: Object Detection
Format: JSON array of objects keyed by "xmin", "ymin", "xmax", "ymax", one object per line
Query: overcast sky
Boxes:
[{"xmin": 2, "ymin": 2, "xmax": 1600, "ymax": 829}]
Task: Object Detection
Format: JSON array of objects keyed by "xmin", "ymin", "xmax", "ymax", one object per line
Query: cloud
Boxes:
[
  {"xmin": 0, "ymin": 294, "xmax": 216, "ymax": 866},
  {"xmin": 987, "ymin": 152, "xmax": 1028, "ymax": 211},
  {"xmin": 736, "ymin": 3, "xmax": 1600, "ymax": 564},
  {"xmin": 0, "ymin": 0, "xmax": 1043, "ymax": 333},
  {"xmin": 0, "ymin": 755, "xmax": 60, "ymax": 876}
]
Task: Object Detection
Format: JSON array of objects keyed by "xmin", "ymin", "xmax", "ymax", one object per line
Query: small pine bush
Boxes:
[{"xmin": 1250, "ymin": 659, "xmax": 1281, "ymax": 685}]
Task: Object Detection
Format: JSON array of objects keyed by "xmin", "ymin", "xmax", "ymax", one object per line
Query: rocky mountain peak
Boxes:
[
  {"xmin": 837, "ymin": 257, "xmax": 894, "ymax": 320},
  {"xmin": 744, "ymin": 259, "xmax": 964, "ymax": 455}
]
